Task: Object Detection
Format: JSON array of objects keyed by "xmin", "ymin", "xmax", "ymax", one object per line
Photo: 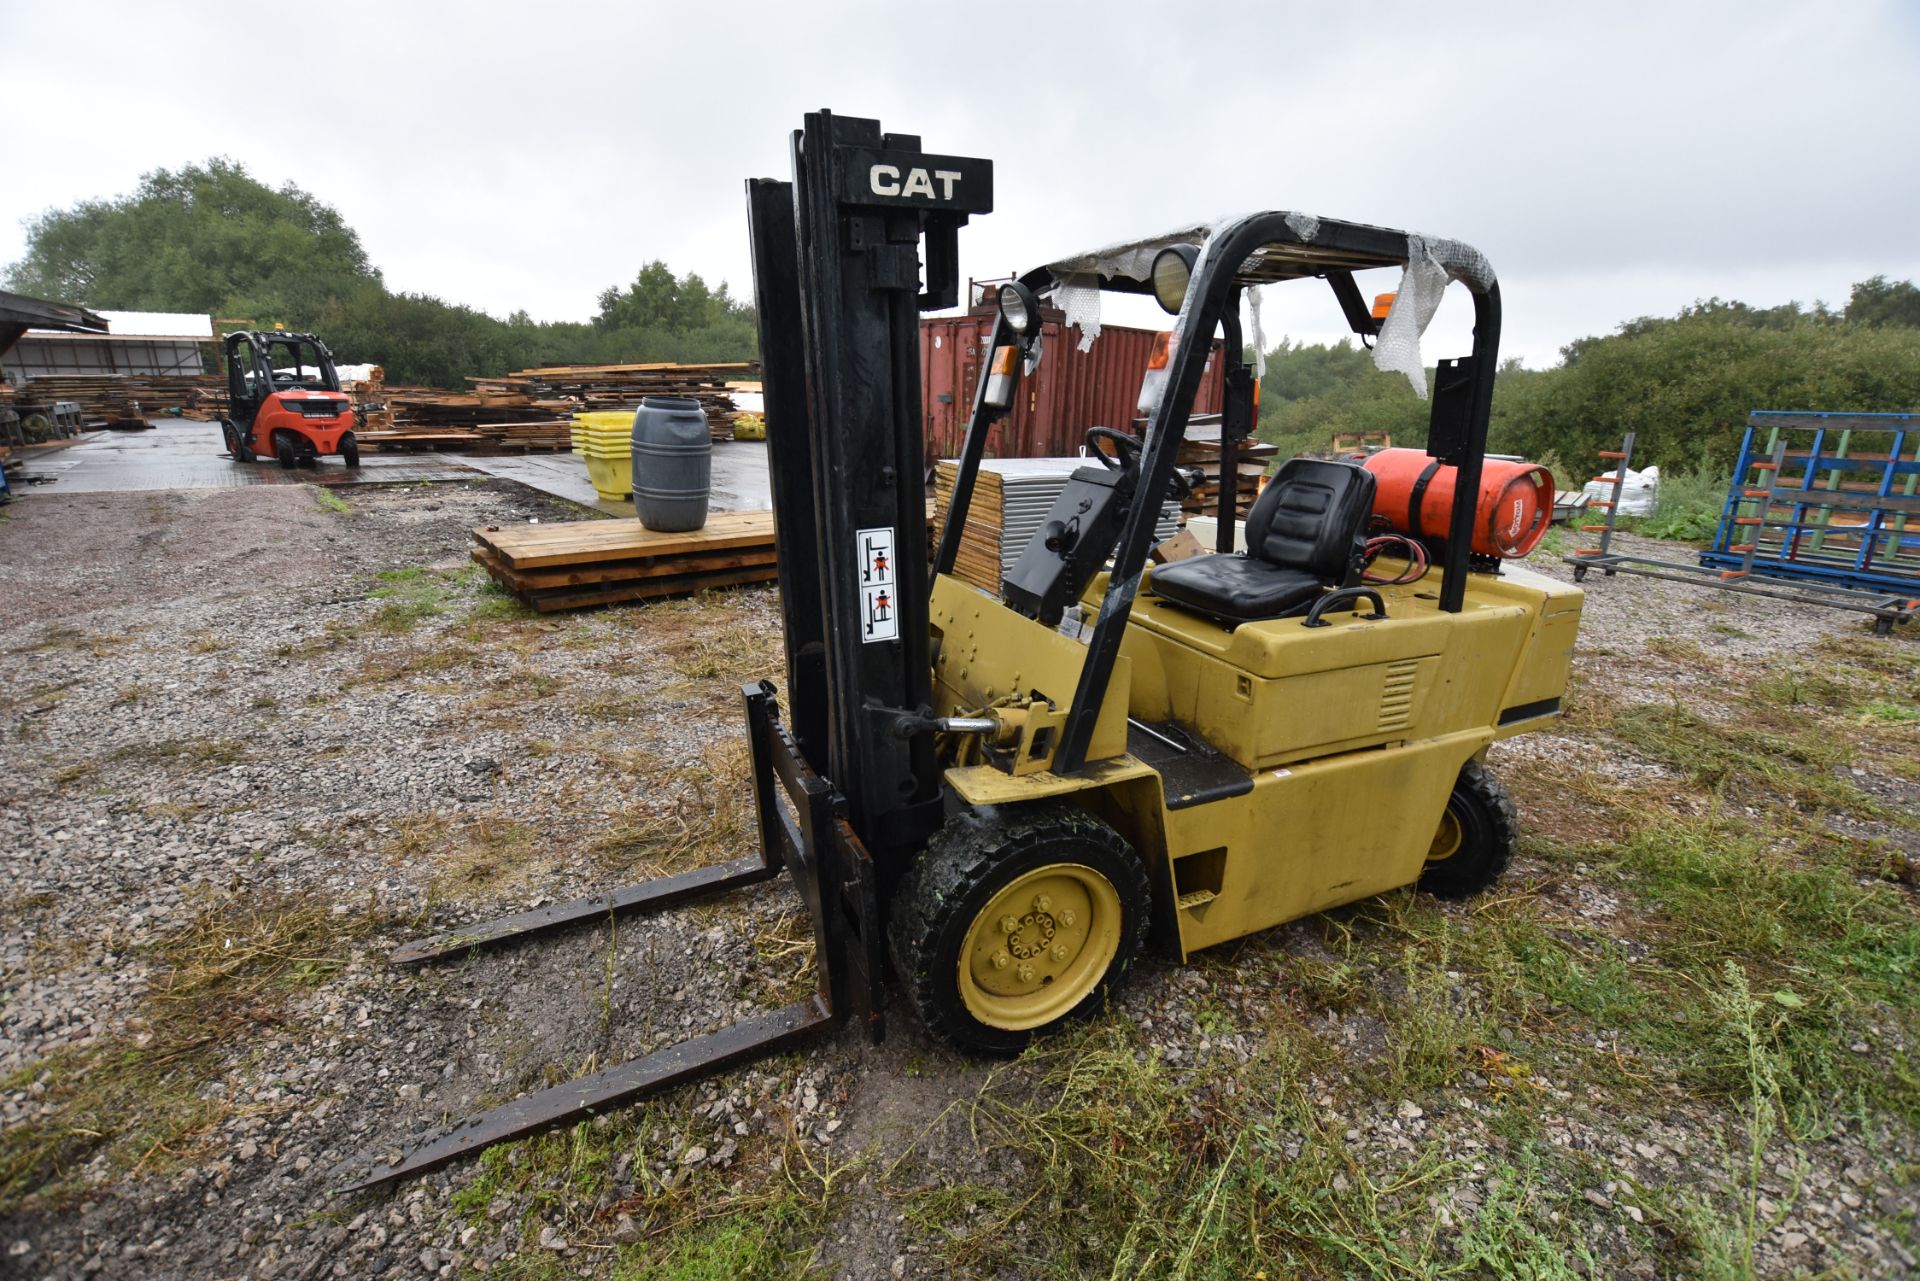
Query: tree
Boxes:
[
  {"xmin": 1845, "ymin": 275, "xmax": 1920, "ymax": 329},
  {"xmin": 4, "ymin": 162, "xmax": 760, "ymax": 386},
  {"xmin": 4, "ymin": 158, "xmax": 376, "ymax": 318}
]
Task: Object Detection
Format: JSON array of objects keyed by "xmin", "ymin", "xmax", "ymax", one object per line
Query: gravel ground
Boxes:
[{"xmin": 0, "ymin": 485, "xmax": 1913, "ymax": 1280}]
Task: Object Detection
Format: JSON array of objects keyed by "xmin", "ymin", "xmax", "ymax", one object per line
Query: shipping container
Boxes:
[{"xmin": 920, "ymin": 301, "xmax": 1226, "ymax": 461}]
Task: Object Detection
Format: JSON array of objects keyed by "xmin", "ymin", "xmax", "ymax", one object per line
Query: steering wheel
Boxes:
[
  {"xmin": 1085, "ymin": 426, "xmax": 1140, "ymax": 473},
  {"xmin": 1084, "ymin": 427, "xmax": 1195, "ymax": 500}
]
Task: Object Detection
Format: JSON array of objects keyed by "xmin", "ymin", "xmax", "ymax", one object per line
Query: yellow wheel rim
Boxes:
[
  {"xmin": 959, "ymin": 863, "xmax": 1122, "ymax": 1032},
  {"xmin": 1427, "ymin": 807, "xmax": 1464, "ymax": 863}
]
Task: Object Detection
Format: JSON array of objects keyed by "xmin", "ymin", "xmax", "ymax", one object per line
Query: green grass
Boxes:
[
  {"xmin": 311, "ymin": 488, "xmax": 353, "ymax": 515},
  {"xmin": 443, "ymin": 1096, "xmax": 835, "ymax": 1280},
  {"xmin": 364, "ymin": 566, "xmax": 467, "ymax": 634}
]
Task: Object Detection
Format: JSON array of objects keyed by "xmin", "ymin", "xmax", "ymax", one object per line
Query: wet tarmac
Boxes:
[
  {"xmin": 10, "ymin": 421, "xmax": 474, "ymax": 493},
  {"xmin": 9, "ymin": 420, "xmax": 775, "ymax": 515}
]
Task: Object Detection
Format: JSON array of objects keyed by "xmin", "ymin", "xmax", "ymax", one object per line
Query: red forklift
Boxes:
[{"xmin": 218, "ymin": 330, "xmax": 359, "ymax": 468}]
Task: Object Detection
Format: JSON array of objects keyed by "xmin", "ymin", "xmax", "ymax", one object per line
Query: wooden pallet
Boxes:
[{"xmin": 471, "ymin": 512, "xmax": 779, "ymax": 611}]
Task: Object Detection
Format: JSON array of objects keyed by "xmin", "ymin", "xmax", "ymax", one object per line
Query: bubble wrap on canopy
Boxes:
[
  {"xmin": 1371, "ymin": 234, "xmax": 1498, "ymax": 399},
  {"xmin": 1044, "ymin": 221, "xmax": 1221, "ymax": 350}
]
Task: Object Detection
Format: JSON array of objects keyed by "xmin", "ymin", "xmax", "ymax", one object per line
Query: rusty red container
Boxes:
[{"xmin": 920, "ymin": 301, "xmax": 1227, "ymax": 460}]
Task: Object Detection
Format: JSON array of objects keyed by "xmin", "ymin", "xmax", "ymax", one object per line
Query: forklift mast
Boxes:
[{"xmin": 747, "ymin": 111, "xmax": 992, "ymax": 858}]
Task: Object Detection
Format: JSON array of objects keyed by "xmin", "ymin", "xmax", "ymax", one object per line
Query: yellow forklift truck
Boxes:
[{"xmin": 341, "ymin": 110, "xmax": 1580, "ymax": 1190}]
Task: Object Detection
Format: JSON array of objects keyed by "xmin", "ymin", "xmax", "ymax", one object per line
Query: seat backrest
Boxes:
[{"xmin": 1243, "ymin": 458, "xmax": 1377, "ymax": 583}]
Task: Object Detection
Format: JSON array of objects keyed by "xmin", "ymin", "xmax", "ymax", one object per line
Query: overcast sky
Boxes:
[{"xmin": 5, "ymin": 1, "xmax": 1917, "ymax": 367}]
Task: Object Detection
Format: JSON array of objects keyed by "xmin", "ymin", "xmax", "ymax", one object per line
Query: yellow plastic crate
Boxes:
[{"xmin": 583, "ymin": 454, "xmax": 632, "ymax": 499}]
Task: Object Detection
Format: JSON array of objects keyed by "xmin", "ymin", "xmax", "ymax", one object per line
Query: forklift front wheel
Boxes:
[
  {"xmin": 1416, "ymin": 760, "xmax": 1517, "ymax": 900},
  {"xmin": 891, "ymin": 805, "xmax": 1150, "ymax": 1057}
]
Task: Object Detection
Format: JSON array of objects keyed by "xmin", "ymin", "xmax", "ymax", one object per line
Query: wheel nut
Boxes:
[
  {"xmin": 1016, "ymin": 964, "xmax": 1035, "ymax": 982},
  {"xmin": 993, "ymin": 951, "xmax": 1009, "ymax": 969},
  {"xmin": 1034, "ymin": 894, "xmax": 1052, "ymax": 912},
  {"xmin": 1059, "ymin": 910, "xmax": 1076, "ymax": 927},
  {"xmin": 1052, "ymin": 945, "xmax": 1070, "ymax": 962},
  {"xmin": 1001, "ymin": 915, "xmax": 1019, "ymax": 935}
]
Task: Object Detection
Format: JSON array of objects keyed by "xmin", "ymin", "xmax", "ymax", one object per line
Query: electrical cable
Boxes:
[{"xmin": 1362, "ymin": 532, "xmax": 1429, "ymax": 585}]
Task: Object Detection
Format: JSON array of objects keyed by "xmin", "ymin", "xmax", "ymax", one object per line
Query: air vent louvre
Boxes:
[{"xmin": 1377, "ymin": 658, "xmax": 1420, "ymax": 732}]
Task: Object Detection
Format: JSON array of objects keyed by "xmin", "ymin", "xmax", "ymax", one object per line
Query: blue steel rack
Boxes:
[
  {"xmin": 1698, "ymin": 412, "xmax": 1920, "ymax": 596},
  {"xmin": 1565, "ymin": 415, "xmax": 1916, "ymax": 635}
]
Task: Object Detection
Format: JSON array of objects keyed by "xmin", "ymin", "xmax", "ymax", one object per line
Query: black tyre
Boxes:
[
  {"xmin": 340, "ymin": 432, "xmax": 360, "ymax": 467},
  {"xmin": 1416, "ymin": 760, "xmax": 1517, "ymax": 899},
  {"xmin": 889, "ymin": 803, "xmax": 1151, "ymax": 1057},
  {"xmin": 1571, "ymin": 564, "xmax": 1588, "ymax": 583},
  {"xmin": 274, "ymin": 433, "xmax": 297, "ymax": 469},
  {"xmin": 221, "ymin": 420, "xmax": 251, "ymax": 462}
]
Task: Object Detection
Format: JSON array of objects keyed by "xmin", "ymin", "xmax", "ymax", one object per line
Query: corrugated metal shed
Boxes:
[
  {"xmin": 4, "ymin": 309, "xmax": 215, "ymax": 379},
  {"xmin": 921, "ymin": 303, "xmax": 1226, "ymax": 460}
]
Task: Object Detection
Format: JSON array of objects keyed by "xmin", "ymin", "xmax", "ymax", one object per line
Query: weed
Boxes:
[
  {"xmin": 1622, "ymin": 464, "xmax": 1732, "ymax": 543},
  {"xmin": 344, "ymin": 643, "xmax": 479, "ymax": 688},
  {"xmin": 1859, "ymin": 699, "xmax": 1919, "ymax": 725},
  {"xmin": 362, "ymin": 566, "xmax": 466, "ymax": 634},
  {"xmin": 466, "ymin": 580, "xmax": 538, "ymax": 626},
  {"xmin": 52, "ymin": 762, "xmax": 96, "ymax": 788},
  {"xmin": 590, "ymin": 741, "xmax": 752, "ymax": 876},
  {"xmin": 1645, "ymin": 635, "xmax": 1708, "ymax": 662},
  {"xmin": 0, "ymin": 890, "xmax": 384, "ymax": 1208},
  {"xmin": 108, "ymin": 737, "xmax": 246, "ymax": 768},
  {"xmin": 391, "ymin": 813, "xmax": 546, "ymax": 903},
  {"xmin": 311, "ymin": 488, "xmax": 353, "ymax": 516}
]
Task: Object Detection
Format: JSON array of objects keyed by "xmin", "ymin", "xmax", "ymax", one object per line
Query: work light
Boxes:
[
  {"xmin": 998, "ymin": 281, "xmax": 1041, "ymax": 335},
  {"xmin": 1151, "ymin": 244, "xmax": 1199, "ymax": 315}
]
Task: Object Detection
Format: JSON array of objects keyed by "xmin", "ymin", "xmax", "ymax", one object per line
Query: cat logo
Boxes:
[{"xmin": 869, "ymin": 164, "xmax": 964, "ymax": 201}]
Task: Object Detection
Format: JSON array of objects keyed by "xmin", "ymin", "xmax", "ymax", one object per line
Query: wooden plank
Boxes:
[
  {"xmin": 517, "ymin": 565, "xmax": 781, "ymax": 612},
  {"xmin": 471, "ymin": 545, "xmax": 780, "ymax": 589},
  {"xmin": 472, "ymin": 511, "xmax": 776, "ymax": 569}
]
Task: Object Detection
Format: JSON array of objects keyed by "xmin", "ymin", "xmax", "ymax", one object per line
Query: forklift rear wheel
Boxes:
[
  {"xmin": 274, "ymin": 433, "xmax": 297, "ymax": 469},
  {"xmin": 1416, "ymin": 760, "xmax": 1516, "ymax": 900},
  {"xmin": 890, "ymin": 804, "xmax": 1150, "ymax": 1056},
  {"xmin": 1571, "ymin": 564, "xmax": 1589, "ymax": 583},
  {"xmin": 341, "ymin": 432, "xmax": 360, "ymax": 467}
]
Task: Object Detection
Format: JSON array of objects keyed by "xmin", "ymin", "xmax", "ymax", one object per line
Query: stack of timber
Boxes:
[
  {"xmin": 471, "ymin": 511, "xmax": 780, "ymax": 611},
  {"xmin": 362, "ymin": 362, "xmax": 755, "ymax": 452},
  {"xmin": 484, "ymin": 362, "xmax": 756, "ymax": 440},
  {"xmin": 373, "ymin": 388, "xmax": 571, "ymax": 452},
  {"xmin": 341, "ymin": 366, "xmax": 393, "ymax": 433},
  {"xmin": 932, "ymin": 457, "xmax": 1183, "ymax": 595},
  {"xmin": 1176, "ymin": 415, "xmax": 1278, "ymax": 518},
  {"xmin": 19, "ymin": 373, "xmax": 223, "ymax": 423}
]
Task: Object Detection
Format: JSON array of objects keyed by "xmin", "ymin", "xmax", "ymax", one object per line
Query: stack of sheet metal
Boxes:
[{"xmin": 932, "ymin": 457, "xmax": 1183, "ymax": 594}]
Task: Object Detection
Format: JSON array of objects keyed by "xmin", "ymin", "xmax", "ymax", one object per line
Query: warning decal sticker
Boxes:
[{"xmin": 857, "ymin": 526, "xmax": 898, "ymax": 643}]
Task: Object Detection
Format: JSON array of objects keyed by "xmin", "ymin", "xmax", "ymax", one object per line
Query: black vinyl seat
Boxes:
[{"xmin": 1149, "ymin": 458, "xmax": 1376, "ymax": 624}]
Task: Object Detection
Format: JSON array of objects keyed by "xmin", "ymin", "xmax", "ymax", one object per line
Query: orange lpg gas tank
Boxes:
[{"xmin": 1360, "ymin": 448, "xmax": 1554, "ymax": 558}]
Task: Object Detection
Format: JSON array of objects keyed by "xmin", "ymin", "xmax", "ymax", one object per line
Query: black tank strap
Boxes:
[{"xmin": 1406, "ymin": 459, "xmax": 1444, "ymax": 541}]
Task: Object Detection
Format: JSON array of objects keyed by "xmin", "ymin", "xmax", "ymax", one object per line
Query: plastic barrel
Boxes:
[
  {"xmin": 1360, "ymin": 448, "xmax": 1554, "ymax": 558},
  {"xmin": 630, "ymin": 396, "xmax": 711, "ymax": 532}
]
